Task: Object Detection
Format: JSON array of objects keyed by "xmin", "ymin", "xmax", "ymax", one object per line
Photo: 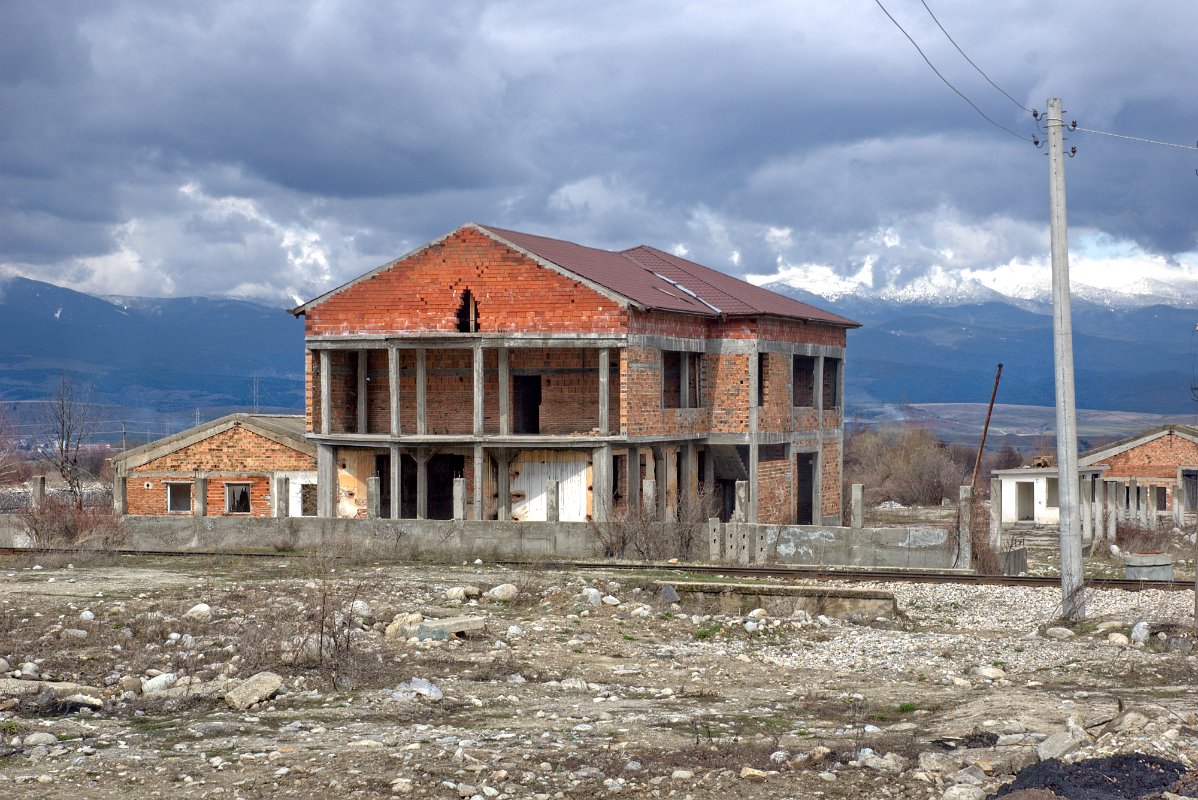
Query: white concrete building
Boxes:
[{"xmin": 992, "ymin": 465, "xmax": 1108, "ymax": 525}]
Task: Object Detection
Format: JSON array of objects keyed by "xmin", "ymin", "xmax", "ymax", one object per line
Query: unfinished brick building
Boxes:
[
  {"xmin": 290, "ymin": 224, "xmax": 858, "ymax": 525},
  {"xmin": 1080, "ymin": 424, "xmax": 1198, "ymax": 517}
]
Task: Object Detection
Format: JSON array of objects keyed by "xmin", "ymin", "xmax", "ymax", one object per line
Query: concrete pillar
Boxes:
[
  {"xmin": 664, "ymin": 445, "xmax": 679, "ymax": 521},
  {"xmin": 707, "ymin": 517, "xmax": 722, "ymax": 561},
  {"xmin": 1105, "ymin": 480, "xmax": 1118, "ymax": 542},
  {"xmin": 452, "ymin": 477, "xmax": 466, "ymax": 521},
  {"xmin": 366, "ymin": 476, "xmax": 381, "ymax": 519},
  {"xmin": 319, "ymin": 349, "xmax": 331, "ymax": 435},
  {"xmin": 388, "ymin": 347, "xmax": 401, "ymax": 436},
  {"xmin": 1175, "ymin": 468, "xmax": 1188, "ymax": 524},
  {"xmin": 990, "ymin": 477, "xmax": 1003, "ymax": 551},
  {"xmin": 113, "ymin": 476, "xmax": 127, "ymax": 515},
  {"xmin": 195, "ymin": 476, "xmax": 208, "ymax": 518},
  {"xmin": 545, "ymin": 479, "xmax": 560, "ymax": 522},
  {"xmin": 955, "ymin": 485, "xmax": 972, "ymax": 570},
  {"xmin": 1079, "ymin": 475, "xmax": 1092, "ymax": 545},
  {"xmin": 32, "ymin": 475, "xmax": 45, "ymax": 509},
  {"xmin": 653, "ymin": 447, "xmax": 667, "ymax": 520},
  {"xmin": 472, "ymin": 346, "xmax": 485, "ymax": 437},
  {"xmin": 317, "ymin": 444, "xmax": 337, "ymax": 518},
  {"xmin": 356, "ymin": 349, "xmax": 368, "ymax": 434},
  {"xmin": 274, "ymin": 475, "xmax": 290, "ymax": 517},
  {"xmin": 850, "ymin": 483, "xmax": 864, "ymax": 529},
  {"xmin": 416, "ymin": 453, "xmax": 429, "ymax": 520},
  {"xmin": 1129, "ymin": 478, "xmax": 1139, "ymax": 524},
  {"xmin": 473, "ymin": 445, "xmax": 484, "ymax": 521},
  {"xmin": 1140, "ymin": 484, "xmax": 1152, "ymax": 527},
  {"xmin": 496, "ymin": 451, "xmax": 512, "ymax": 521},
  {"xmin": 498, "ymin": 347, "xmax": 511, "ymax": 436},
  {"xmin": 598, "ymin": 348, "xmax": 610, "ymax": 436},
  {"xmin": 416, "ymin": 348, "xmax": 428, "ymax": 435},
  {"xmin": 732, "ymin": 480, "xmax": 749, "ymax": 523},
  {"xmin": 682, "ymin": 442, "xmax": 699, "ymax": 517},
  {"xmin": 390, "ymin": 445, "xmax": 402, "ymax": 519},
  {"xmin": 592, "ymin": 445, "xmax": 613, "ymax": 522},
  {"xmin": 641, "ymin": 478, "xmax": 656, "ymax": 517},
  {"xmin": 748, "ymin": 347, "xmax": 760, "ymax": 524},
  {"xmin": 624, "ymin": 447, "xmax": 641, "ymax": 518}
]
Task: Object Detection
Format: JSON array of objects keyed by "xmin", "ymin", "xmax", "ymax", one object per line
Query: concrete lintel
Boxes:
[{"xmin": 305, "ymin": 333, "xmax": 628, "ymax": 349}]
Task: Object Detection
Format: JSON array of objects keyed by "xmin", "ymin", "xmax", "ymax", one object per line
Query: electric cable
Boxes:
[
  {"xmin": 872, "ymin": 0, "xmax": 1032, "ymax": 142},
  {"xmin": 918, "ymin": 0, "xmax": 1034, "ymax": 114},
  {"xmin": 1071, "ymin": 126, "xmax": 1198, "ymax": 151}
]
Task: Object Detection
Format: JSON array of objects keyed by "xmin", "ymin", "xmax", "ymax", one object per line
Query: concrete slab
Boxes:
[
  {"xmin": 657, "ymin": 580, "xmax": 898, "ymax": 619},
  {"xmin": 409, "ymin": 616, "xmax": 487, "ymax": 641}
]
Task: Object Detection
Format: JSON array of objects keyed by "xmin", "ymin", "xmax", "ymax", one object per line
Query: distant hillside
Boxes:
[
  {"xmin": 769, "ymin": 284, "xmax": 1198, "ymax": 416},
  {"xmin": 0, "ymin": 276, "xmax": 304, "ymax": 440}
]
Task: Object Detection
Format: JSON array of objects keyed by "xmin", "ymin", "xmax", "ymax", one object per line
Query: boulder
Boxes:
[
  {"xmin": 224, "ymin": 671, "xmax": 282, "ymax": 710},
  {"xmin": 485, "ymin": 584, "xmax": 519, "ymax": 602},
  {"xmin": 183, "ymin": 603, "xmax": 213, "ymax": 623}
]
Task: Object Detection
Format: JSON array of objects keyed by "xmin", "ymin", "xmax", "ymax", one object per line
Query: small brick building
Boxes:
[
  {"xmin": 291, "ymin": 224, "xmax": 859, "ymax": 524},
  {"xmin": 1080, "ymin": 424, "xmax": 1198, "ymax": 516},
  {"xmin": 113, "ymin": 414, "xmax": 317, "ymax": 517}
]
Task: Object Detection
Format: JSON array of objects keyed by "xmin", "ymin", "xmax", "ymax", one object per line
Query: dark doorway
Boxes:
[
  {"xmin": 716, "ymin": 479, "xmax": 736, "ymax": 522},
  {"xmin": 399, "ymin": 454, "xmax": 418, "ymax": 518},
  {"xmin": 796, "ymin": 452, "xmax": 816, "ymax": 524},
  {"xmin": 513, "ymin": 375, "xmax": 541, "ymax": 434},
  {"xmin": 374, "ymin": 453, "xmax": 392, "ymax": 518},
  {"xmin": 428, "ymin": 454, "xmax": 466, "ymax": 520}
]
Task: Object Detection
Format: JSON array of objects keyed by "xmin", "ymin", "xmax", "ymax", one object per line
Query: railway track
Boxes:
[{"xmin": 0, "ymin": 546, "xmax": 1191, "ymax": 592}]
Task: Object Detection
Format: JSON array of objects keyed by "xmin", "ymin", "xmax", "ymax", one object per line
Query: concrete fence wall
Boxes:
[{"xmin": 711, "ymin": 520, "xmax": 955, "ymax": 569}]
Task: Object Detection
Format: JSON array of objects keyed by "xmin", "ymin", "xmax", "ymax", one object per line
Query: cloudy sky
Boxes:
[{"xmin": 3, "ymin": 0, "xmax": 1197, "ymax": 306}]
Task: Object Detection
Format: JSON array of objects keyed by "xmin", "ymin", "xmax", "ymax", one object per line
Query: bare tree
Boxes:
[
  {"xmin": 0, "ymin": 405, "xmax": 21, "ymax": 485},
  {"xmin": 38, "ymin": 375, "xmax": 96, "ymax": 508}
]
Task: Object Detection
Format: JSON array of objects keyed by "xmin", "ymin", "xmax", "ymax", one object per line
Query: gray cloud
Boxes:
[{"xmin": 1, "ymin": 0, "xmax": 1196, "ymax": 302}]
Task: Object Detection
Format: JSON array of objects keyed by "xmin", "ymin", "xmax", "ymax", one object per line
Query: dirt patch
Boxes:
[{"xmin": 992, "ymin": 753, "xmax": 1188, "ymax": 800}]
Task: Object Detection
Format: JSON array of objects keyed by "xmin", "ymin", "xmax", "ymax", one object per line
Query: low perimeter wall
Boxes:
[{"xmin": 0, "ymin": 514, "xmax": 956, "ymax": 569}]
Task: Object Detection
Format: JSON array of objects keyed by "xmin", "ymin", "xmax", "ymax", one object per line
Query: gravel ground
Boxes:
[{"xmin": 0, "ymin": 555, "xmax": 1195, "ymax": 800}]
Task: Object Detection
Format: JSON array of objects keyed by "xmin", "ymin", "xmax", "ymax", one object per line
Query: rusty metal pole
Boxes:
[{"xmin": 971, "ymin": 363, "xmax": 1004, "ymax": 489}]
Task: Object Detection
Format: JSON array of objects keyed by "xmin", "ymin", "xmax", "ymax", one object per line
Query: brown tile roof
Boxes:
[{"xmin": 481, "ymin": 225, "xmax": 859, "ymax": 327}]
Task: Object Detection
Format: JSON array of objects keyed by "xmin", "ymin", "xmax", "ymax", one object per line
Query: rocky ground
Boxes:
[{"xmin": 0, "ymin": 553, "xmax": 1196, "ymax": 800}]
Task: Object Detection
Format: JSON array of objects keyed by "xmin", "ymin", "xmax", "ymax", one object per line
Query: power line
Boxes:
[
  {"xmin": 918, "ymin": 0, "xmax": 1034, "ymax": 114},
  {"xmin": 872, "ymin": 0, "xmax": 1032, "ymax": 142},
  {"xmin": 1071, "ymin": 126, "xmax": 1198, "ymax": 151}
]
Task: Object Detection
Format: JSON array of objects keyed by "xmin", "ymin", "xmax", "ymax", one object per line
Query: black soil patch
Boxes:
[{"xmin": 991, "ymin": 753, "xmax": 1187, "ymax": 800}]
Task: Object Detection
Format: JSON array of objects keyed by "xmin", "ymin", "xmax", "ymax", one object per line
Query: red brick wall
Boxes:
[
  {"xmin": 1100, "ymin": 433, "xmax": 1198, "ymax": 481},
  {"xmin": 758, "ymin": 454, "xmax": 792, "ymax": 524},
  {"xmin": 707, "ymin": 352, "xmax": 750, "ymax": 433},
  {"xmin": 305, "ymin": 227, "xmax": 628, "ymax": 336},
  {"xmin": 821, "ymin": 440, "xmax": 842, "ymax": 519},
  {"xmin": 126, "ymin": 425, "xmax": 314, "ymax": 517}
]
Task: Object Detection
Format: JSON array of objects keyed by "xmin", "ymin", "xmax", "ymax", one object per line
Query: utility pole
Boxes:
[{"xmin": 1047, "ymin": 97, "xmax": 1085, "ymax": 621}]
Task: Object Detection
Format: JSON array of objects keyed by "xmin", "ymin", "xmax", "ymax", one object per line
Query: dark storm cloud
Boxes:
[{"xmin": 1, "ymin": 0, "xmax": 1195, "ymax": 301}]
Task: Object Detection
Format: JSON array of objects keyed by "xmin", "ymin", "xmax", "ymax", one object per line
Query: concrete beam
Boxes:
[
  {"xmin": 388, "ymin": 347, "xmax": 400, "ymax": 436},
  {"xmin": 390, "ymin": 445, "xmax": 402, "ymax": 520},
  {"xmin": 356, "ymin": 349, "xmax": 368, "ymax": 434},
  {"xmin": 319, "ymin": 349, "xmax": 331, "ymax": 435},
  {"xmin": 498, "ymin": 347, "xmax": 510, "ymax": 436},
  {"xmin": 317, "ymin": 444, "xmax": 337, "ymax": 518},
  {"xmin": 416, "ymin": 348, "xmax": 427, "ymax": 436},
  {"xmin": 598, "ymin": 347, "xmax": 610, "ymax": 436}
]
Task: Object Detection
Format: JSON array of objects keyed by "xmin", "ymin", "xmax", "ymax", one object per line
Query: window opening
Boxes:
[
  {"xmin": 513, "ymin": 375, "xmax": 542, "ymax": 434},
  {"xmin": 662, "ymin": 351, "xmax": 682, "ymax": 408},
  {"xmin": 167, "ymin": 482, "xmax": 192, "ymax": 514},
  {"xmin": 822, "ymin": 357, "xmax": 841, "ymax": 408},
  {"xmin": 226, "ymin": 483, "xmax": 252, "ymax": 514},
  {"xmin": 685, "ymin": 352, "xmax": 701, "ymax": 407},
  {"xmin": 456, "ymin": 289, "xmax": 479, "ymax": 332},
  {"xmin": 792, "ymin": 355, "xmax": 816, "ymax": 407},
  {"xmin": 757, "ymin": 352, "xmax": 767, "ymax": 407}
]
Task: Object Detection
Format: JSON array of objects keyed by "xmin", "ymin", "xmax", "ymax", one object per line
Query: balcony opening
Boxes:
[
  {"xmin": 513, "ymin": 375, "xmax": 541, "ymax": 434},
  {"xmin": 456, "ymin": 289, "xmax": 479, "ymax": 332},
  {"xmin": 792, "ymin": 355, "xmax": 816, "ymax": 407}
]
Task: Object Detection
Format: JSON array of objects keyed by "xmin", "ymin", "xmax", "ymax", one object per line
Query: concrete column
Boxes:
[
  {"xmin": 472, "ymin": 346, "xmax": 485, "ymax": 437},
  {"xmin": 598, "ymin": 348, "xmax": 610, "ymax": 436},
  {"xmin": 274, "ymin": 476, "xmax": 290, "ymax": 517},
  {"xmin": 319, "ymin": 349, "xmax": 331, "ymax": 435},
  {"xmin": 642, "ymin": 478, "xmax": 656, "ymax": 517},
  {"xmin": 32, "ymin": 475, "xmax": 45, "ymax": 509},
  {"xmin": 707, "ymin": 517, "xmax": 722, "ymax": 561},
  {"xmin": 850, "ymin": 483, "xmax": 864, "ymax": 530},
  {"xmin": 195, "ymin": 476, "xmax": 208, "ymax": 518},
  {"xmin": 113, "ymin": 476, "xmax": 127, "ymax": 515},
  {"xmin": 1105, "ymin": 480, "xmax": 1118, "ymax": 542},
  {"xmin": 1129, "ymin": 478, "xmax": 1139, "ymax": 524},
  {"xmin": 388, "ymin": 347, "xmax": 401, "ymax": 436},
  {"xmin": 653, "ymin": 447, "xmax": 667, "ymax": 520},
  {"xmin": 452, "ymin": 477, "xmax": 466, "ymax": 521},
  {"xmin": 990, "ymin": 477, "xmax": 1003, "ymax": 551},
  {"xmin": 390, "ymin": 445, "xmax": 402, "ymax": 519},
  {"xmin": 496, "ymin": 451, "xmax": 512, "ymax": 521},
  {"xmin": 732, "ymin": 480, "xmax": 749, "ymax": 523},
  {"xmin": 1175, "ymin": 467, "xmax": 1188, "ymax": 524},
  {"xmin": 592, "ymin": 445, "xmax": 613, "ymax": 522},
  {"xmin": 1140, "ymin": 485, "xmax": 1152, "ymax": 527},
  {"xmin": 664, "ymin": 445, "xmax": 679, "ymax": 521},
  {"xmin": 624, "ymin": 447, "xmax": 641, "ymax": 518},
  {"xmin": 317, "ymin": 444, "xmax": 337, "ymax": 518},
  {"xmin": 366, "ymin": 476, "xmax": 381, "ymax": 519},
  {"xmin": 473, "ymin": 445, "xmax": 484, "ymax": 521},
  {"xmin": 356, "ymin": 349, "xmax": 368, "ymax": 434},
  {"xmin": 498, "ymin": 347, "xmax": 511, "ymax": 435},
  {"xmin": 416, "ymin": 348, "xmax": 428, "ymax": 435},
  {"xmin": 814, "ymin": 447, "xmax": 825, "ymax": 526},
  {"xmin": 955, "ymin": 485, "xmax": 972, "ymax": 570},
  {"xmin": 415, "ymin": 451, "xmax": 429, "ymax": 520},
  {"xmin": 682, "ymin": 442, "xmax": 699, "ymax": 517},
  {"xmin": 1079, "ymin": 475, "xmax": 1092, "ymax": 545},
  {"xmin": 748, "ymin": 347, "xmax": 760, "ymax": 524},
  {"xmin": 545, "ymin": 479, "xmax": 560, "ymax": 522}
]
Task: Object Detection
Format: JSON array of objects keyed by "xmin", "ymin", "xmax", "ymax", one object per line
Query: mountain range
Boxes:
[{"xmin": 0, "ymin": 273, "xmax": 1194, "ymax": 444}]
